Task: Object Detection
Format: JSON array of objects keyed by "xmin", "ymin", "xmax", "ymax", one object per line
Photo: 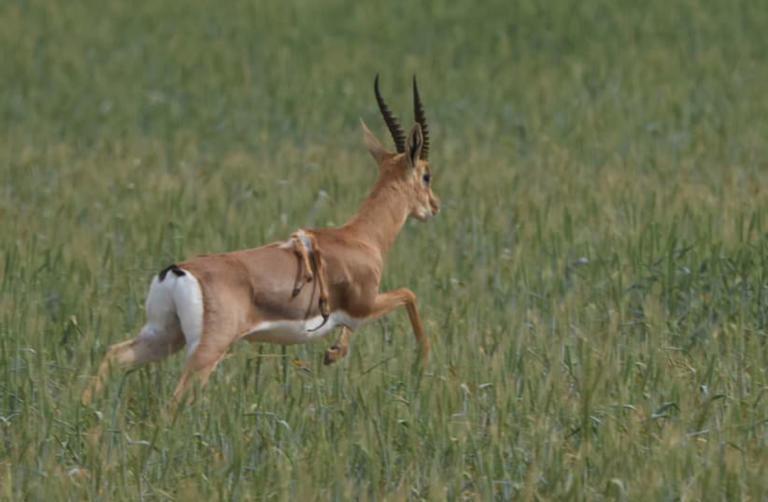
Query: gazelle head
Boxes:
[{"xmin": 361, "ymin": 75, "xmax": 440, "ymax": 222}]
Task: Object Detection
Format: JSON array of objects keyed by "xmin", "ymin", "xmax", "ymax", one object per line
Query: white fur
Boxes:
[
  {"xmin": 143, "ymin": 269, "xmax": 204, "ymax": 358},
  {"xmin": 138, "ymin": 276, "xmax": 180, "ymax": 348},
  {"xmin": 243, "ymin": 311, "xmax": 363, "ymax": 345},
  {"xmin": 280, "ymin": 229, "xmax": 313, "ymax": 252},
  {"xmin": 296, "ymin": 229, "xmax": 312, "ymax": 252},
  {"xmin": 413, "ymin": 205, "xmax": 435, "ymax": 222},
  {"xmin": 143, "ymin": 268, "xmax": 359, "ymax": 353},
  {"xmin": 173, "ymin": 272, "xmax": 204, "ymax": 356}
]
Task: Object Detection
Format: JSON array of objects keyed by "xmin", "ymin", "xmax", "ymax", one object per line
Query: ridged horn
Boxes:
[
  {"xmin": 374, "ymin": 74, "xmax": 405, "ymax": 153},
  {"xmin": 412, "ymin": 75, "xmax": 429, "ymax": 160}
]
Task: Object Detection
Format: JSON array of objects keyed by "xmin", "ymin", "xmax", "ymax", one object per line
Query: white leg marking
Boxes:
[{"xmin": 244, "ymin": 311, "xmax": 363, "ymax": 345}]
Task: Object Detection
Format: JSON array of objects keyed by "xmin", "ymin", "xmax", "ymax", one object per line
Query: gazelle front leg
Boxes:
[
  {"xmin": 324, "ymin": 326, "xmax": 351, "ymax": 365},
  {"xmin": 368, "ymin": 288, "xmax": 429, "ymax": 359}
]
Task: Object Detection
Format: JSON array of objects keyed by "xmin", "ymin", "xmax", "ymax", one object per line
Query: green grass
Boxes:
[{"xmin": 3, "ymin": 0, "xmax": 768, "ymax": 499}]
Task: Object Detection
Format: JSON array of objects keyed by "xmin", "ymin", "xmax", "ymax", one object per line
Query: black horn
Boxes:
[
  {"xmin": 412, "ymin": 76, "xmax": 429, "ymax": 160},
  {"xmin": 374, "ymin": 74, "xmax": 406, "ymax": 153}
]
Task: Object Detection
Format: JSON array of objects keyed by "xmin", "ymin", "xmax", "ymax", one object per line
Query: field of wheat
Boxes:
[{"xmin": 3, "ymin": 0, "xmax": 768, "ymax": 499}]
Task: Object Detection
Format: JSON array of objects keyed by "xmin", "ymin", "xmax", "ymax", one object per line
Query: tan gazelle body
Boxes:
[{"xmin": 83, "ymin": 76, "xmax": 440, "ymax": 402}]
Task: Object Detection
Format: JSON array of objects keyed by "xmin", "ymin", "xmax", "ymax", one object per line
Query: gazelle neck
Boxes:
[{"xmin": 342, "ymin": 173, "xmax": 410, "ymax": 257}]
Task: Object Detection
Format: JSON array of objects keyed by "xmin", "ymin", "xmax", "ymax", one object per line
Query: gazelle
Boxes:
[{"xmin": 83, "ymin": 76, "xmax": 440, "ymax": 402}]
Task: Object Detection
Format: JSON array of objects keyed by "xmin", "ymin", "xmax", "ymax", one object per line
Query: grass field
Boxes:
[{"xmin": 3, "ymin": 0, "xmax": 768, "ymax": 499}]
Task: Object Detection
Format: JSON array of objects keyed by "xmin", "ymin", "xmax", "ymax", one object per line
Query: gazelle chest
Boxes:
[{"xmin": 243, "ymin": 311, "xmax": 363, "ymax": 345}]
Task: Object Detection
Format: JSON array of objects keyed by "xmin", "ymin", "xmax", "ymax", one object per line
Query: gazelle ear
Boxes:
[
  {"xmin": 360, "ymin": 119, "xmax": 388, "ymax": 164},
  {"xmin": 405, "ymin": 123, "xmax": 423, "ymax": 168}
]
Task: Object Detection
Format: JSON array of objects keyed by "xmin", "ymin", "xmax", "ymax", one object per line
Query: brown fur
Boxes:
[
  {"xmin": 290, "ymin": 231, "xmax": 314, "ymax": 297},
  {"xmin": 288, "ymin": 230, "xmax": 331, "ymax": 328},
  {"xmin": 83, "ymin": 86, "xmax": 439, "ymax": 403}
]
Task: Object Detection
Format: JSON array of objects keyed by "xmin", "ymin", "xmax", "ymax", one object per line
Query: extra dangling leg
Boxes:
[
  {"xmin": 289, "ymin": 229, "xmax": 331, "ymax": 331},
  {"xmin": 307, "ymin": 233, "xmax": 330, "ymax": 321},
  {"xmin": 290, "ymin": 230, "xmax": 314, "ymax": 297},
  {"xmin": 302, "ymin": 232, "xmax": 331, "ymax": 332}
]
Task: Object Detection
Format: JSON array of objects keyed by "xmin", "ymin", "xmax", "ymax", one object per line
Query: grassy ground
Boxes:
[{"xmin": 3, "ymin": 0, "xmax": 768, "ymax": 499}]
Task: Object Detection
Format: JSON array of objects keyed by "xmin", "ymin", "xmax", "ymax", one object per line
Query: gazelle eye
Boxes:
[{"xmin": 422, "ymin": 172, "xmax": 431, "ymax": 184}]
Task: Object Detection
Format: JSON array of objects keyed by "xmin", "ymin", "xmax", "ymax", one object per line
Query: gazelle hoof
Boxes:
[
  {"xmin": 324, "ymin": 344, "xmax": 348, "ymax": 365},
  {"xmin": 319, "ymin": 298, "xmax": 330, "ymax": 317}
]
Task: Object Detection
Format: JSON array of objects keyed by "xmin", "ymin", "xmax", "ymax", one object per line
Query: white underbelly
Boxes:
[{"xmin": 243, "ymin": 311, "xmax": 363, "ymax": 345}]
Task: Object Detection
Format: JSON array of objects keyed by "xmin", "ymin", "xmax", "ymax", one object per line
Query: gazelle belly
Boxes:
[{"xmin": 243, "ymin": 311, "xmax": 362, "ymax": 345}]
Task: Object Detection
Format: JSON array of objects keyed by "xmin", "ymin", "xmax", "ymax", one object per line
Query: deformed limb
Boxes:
[
  {"xmin": 305, "ymin": 231, "xmax": 331, "ymax": 331},
  {"xmin": 290, "ymin": 230, "xmax": 314, "ymax": 297},
  {"xmin": 307, "ymin": 232, "xmax": 330, "ymax": 319},
  {"xmin": 287, "ymin": 229, "xmax": 331, "ymax": 330}
]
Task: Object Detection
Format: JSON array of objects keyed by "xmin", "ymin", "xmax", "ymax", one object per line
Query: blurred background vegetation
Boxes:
[{"xmin": 2, "ymin": 0, "xmax": 768, "ymax": 499}]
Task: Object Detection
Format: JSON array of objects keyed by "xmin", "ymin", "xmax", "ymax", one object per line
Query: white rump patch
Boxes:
[
  {"xmin": 244, "ymin": 311, "xmax": 363, "ymax": 345},
  {"xmin": 173, "ymin": 272, "xmax": 204, "ymax": 356},
  {"xmin": 144, "ymin": 269, "xmax": 204, "ymax": 358}
]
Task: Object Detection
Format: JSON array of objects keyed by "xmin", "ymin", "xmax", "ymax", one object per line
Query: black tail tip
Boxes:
[{"xmin": 158, "ymin": 264, "xmax": 186, "ymax": 281}]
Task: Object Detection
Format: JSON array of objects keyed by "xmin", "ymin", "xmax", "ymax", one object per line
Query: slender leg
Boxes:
[
  {"xmin": 368, "ymin": 288, "xmax": 429, "ymax": 359},
  {"xmin": 290, "ymin": 232, "xmax": 314, "ymax": 297},
  {"xmin": 306, "ymin": 233, "xmax": 331, "ymax": 320},
  {"xmin": 172, "ymin": 335, "xmax": 231, "ymax": 401},
  {"xmin": 324, "ymin": 326, "xmax": 351, "ymax": 365},
  {"xmin": 82, "ymin": 327, "xmax": 185, "ymax": 403},
  {"xmin": 289, "ymin": 230, "xmax": 331, "ymax": 322}
]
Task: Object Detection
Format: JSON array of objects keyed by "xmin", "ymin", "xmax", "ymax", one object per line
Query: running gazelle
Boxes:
[{"xmin": 83, "ymin": 75, "xmax": 440, "ymax": 402}]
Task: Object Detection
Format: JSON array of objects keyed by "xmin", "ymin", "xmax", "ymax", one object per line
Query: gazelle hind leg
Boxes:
[
  {"xmin": 82, "ymin": 324, "xmax": 184, "ymax": 403},
  {"xmin": 324, "ymin": 327, "xmax": 351, "ymax": 365},
  {"xmin": 173, "ymin": 335, "xmax": 232, "ymax": 401},
  {"xmin": 83, "ymin": 272, "xmax": 196, "ymax": 404}
]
